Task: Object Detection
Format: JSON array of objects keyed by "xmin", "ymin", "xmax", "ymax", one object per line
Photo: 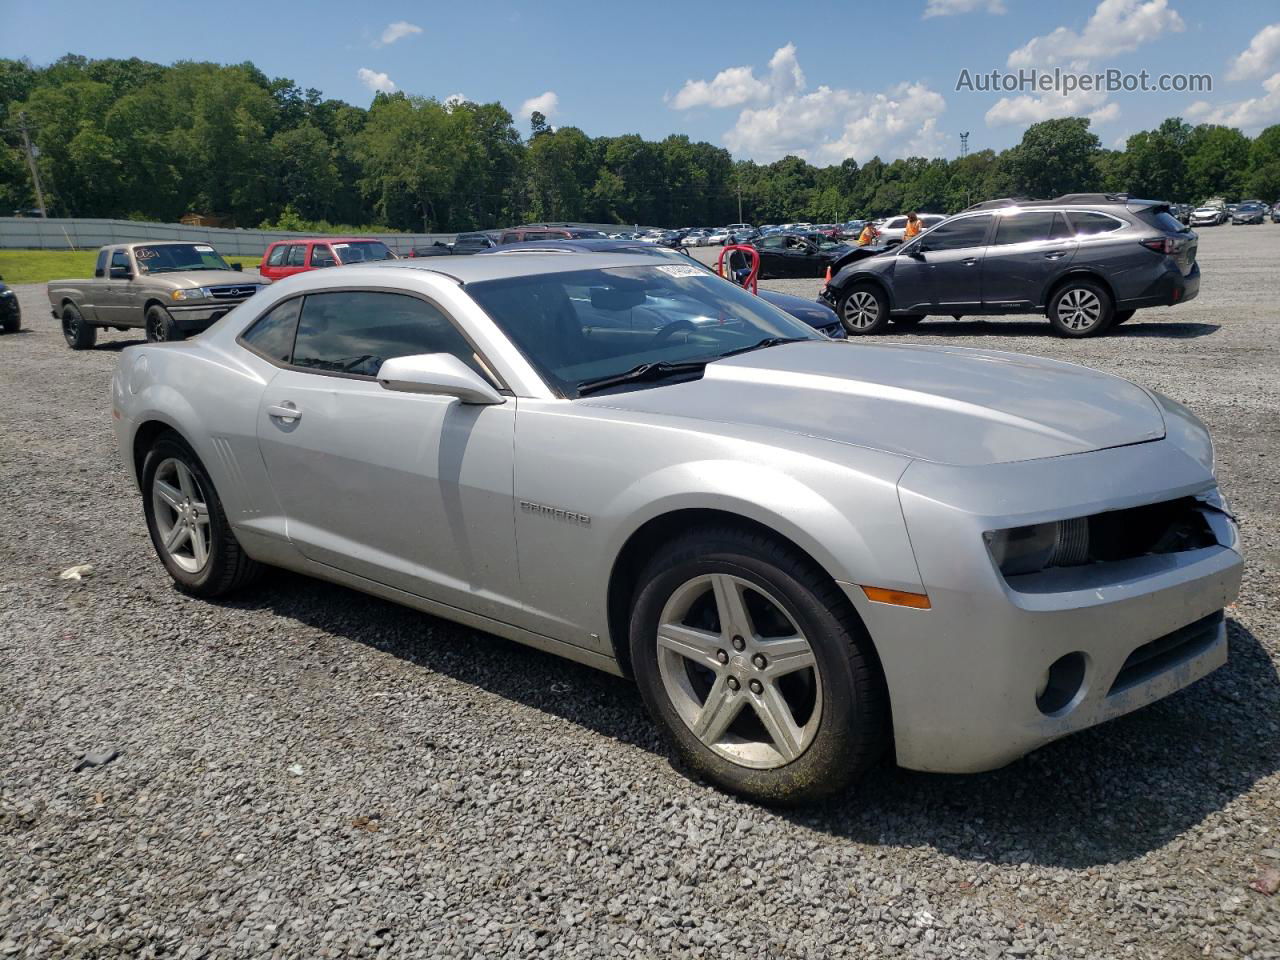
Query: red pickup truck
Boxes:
[{"xmin": 259, "ymin": 237, "xmax": 396, "ymax": 281}]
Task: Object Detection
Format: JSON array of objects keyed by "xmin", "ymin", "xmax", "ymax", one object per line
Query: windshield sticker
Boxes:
[
  {"xmin": 135, "ymin": 247, "xmax": 158, "ymax": 259},
  {"xmin": 655, "ymin": 263, "xmax": 704, "ymax": 278},
  {"xmin": 195, "ymin": 244, "xmax": 214, "ymax": 252}
]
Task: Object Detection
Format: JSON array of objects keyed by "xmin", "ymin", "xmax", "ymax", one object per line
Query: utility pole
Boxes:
[
  {"xmin": 17, "ymin": 113, "xmax": 48, "ymax": 218},
  {"xmin": 737, "ymin": 183, "xmax": 743, "ymax": 223}
]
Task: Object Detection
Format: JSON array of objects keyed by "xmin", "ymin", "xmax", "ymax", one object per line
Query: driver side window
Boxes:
[
  {"xmin": 289, "ymin": 291, "xmax": 488, "ymax": 381},
  {"xmin": 758, "ymin": 236, "xmax": 785, "ymax": 250},
  {"xmin": 921, "ymin": 215, "xmax": 992, "ymax": 251}
]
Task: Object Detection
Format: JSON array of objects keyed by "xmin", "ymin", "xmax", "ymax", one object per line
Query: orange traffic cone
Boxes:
[{"xmin": 824, "ymin": 264, "xmax": 832, "ymax": 284}]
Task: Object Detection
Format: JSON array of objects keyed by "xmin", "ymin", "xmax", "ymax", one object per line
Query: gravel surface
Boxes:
[{"xmin": 2, "ymin": 228, "xmax": 1278, "ymax": 958}]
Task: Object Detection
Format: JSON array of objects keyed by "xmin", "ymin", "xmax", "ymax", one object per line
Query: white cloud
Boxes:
[
  {"xmin": 1187, "ymin": 71, "xmax": 1280, "ymax": 131},
  {"xmin": 520, "ymin": 90, "xmax": 559, "ymax": 119},
  {"xmin": 1227, "ymin": 23, "xmax": 1280, "ymax": 82},
  {"xmin": 375, "ymin": 21, "xmax": 422, "ymax": 47},
  {"xmin": 984, "ymin": 88, "xmax": 1111, "ymax": 126},
  {"xmin": 1089, "ymin": 101, "xmax": 1121, "ymax": 124},
  {"xmin": 1007, "ymin": 0, "xmax": 1184, "ymax": 69},
  {"xmin": 443, "ymin": 93, "xmax": 469, "ymax": 111},
  {"xmin": 670, "ymin": 43, "xmax": 805, "ymax": 110},
  {"xmin": 923, "ymin": 0, "xmax": 1006, "ymax": 18},
  {"xmin": 677, "ymin": 45, "xmax": 949, "ymax": 163},
  {"xmin": 357, "ymin": 68, "xmax": 396, "ymax": 94}
]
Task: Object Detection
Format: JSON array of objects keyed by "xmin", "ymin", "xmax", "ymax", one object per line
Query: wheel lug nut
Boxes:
[
  {"xmin": 726, "ymin": 676, "xmax": 740, "ymax": 691},
  {"xmin": 749, "ymin": 679, "xmax": 763, "ymax": 695},
  {"xmin": 716, "ymin": 649, "xmax": 729, "ymax": 664},
  {"xmin": 752, "ymin": 654, "xmax": 767, "ymax": 670},
  {"xmin": 731, "ymin": 635, "xmax": 745, "ymax": 651}
]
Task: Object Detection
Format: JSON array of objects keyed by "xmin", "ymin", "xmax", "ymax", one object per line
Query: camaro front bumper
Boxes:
[{"xmin": 843, "ymin": 437, "xmax": 1242, "ymax": 774}]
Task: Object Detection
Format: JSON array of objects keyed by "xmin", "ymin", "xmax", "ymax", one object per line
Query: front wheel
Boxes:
[
  {"xmin": 146, "ymin": 305, "xmax": 184, "ymax": 343},
  {"xmin": 141, "ymin": 433, "xmax": 261, "ymax": 597},
  {"xmin": 62, "ymin": 304, "xmax": 96, "ymax": 350},
  {"xmin": 1048, "ymin": 280, "xmax": 1113, "ymax": 338},
  {"xmin": 837, "ymin": 283, "xmax": 891, "ymax": 335},
  {"xmin": 629, "ymin": 526, "xmax": 887, "ymax": 804},
  {"xmin": 1, "ymin": 311, "xmax": 19, "ymax": 334}
]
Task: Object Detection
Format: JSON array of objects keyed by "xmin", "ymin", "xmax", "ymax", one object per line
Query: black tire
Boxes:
[
  {"xmin": 1, "ymin": 311, "xmax": 19, "ymax": 334},
  {"xmin": 146, "ymin": 305, "xmax": 184, "ymax": 343},
  {"xmin": 837, "ymin": 282, "xmax": 891, "ymax": 335},
  {"xmin": 1047, "ymin": 279, "xmax": 1113, "ymax": 338},
  {"xmin": 890, "ymin": 314, "xmax": 925, "ymax": 328},
  {"xmin": 629, "ymin": 525, "xmax": 887, "ymax": 805},
  {"xmin": 61, "ymin": 304, "xmax": 96, "ymax": 350},
  {"xmin": 141, "ymin": 432, "xmax": 261, "ymax": 598},
  {"xmin": 1112, "ymin": 309, "xmax": 1137, "ymax": 326}
]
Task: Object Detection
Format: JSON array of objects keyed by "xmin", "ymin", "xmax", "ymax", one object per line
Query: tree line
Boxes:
[{"xmin": 2, "ymin": 55, "xmax": 1278, "ymax": 233}]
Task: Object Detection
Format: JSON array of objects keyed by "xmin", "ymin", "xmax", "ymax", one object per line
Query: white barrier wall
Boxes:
[
  {"xmin": 0, "ymin": 218, "xmax": 656, "ymax": 257},
  {"xmin": 0, "ymin": 218, "xmax": 456, "ymax": 257}
]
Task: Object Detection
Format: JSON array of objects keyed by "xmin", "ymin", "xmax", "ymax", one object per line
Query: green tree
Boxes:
[
  {"xmin": 1185, "ymin": 124, "xmax": 1250, "ymax": 201},
  {"xmin": 1004, "ymin": 118, "xmax": 1101, "ymax": 198}
]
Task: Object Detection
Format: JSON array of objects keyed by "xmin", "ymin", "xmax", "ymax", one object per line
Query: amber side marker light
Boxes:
[{"xmin": 862, "ymin": 586, "xmax": 932, "ymax": 609}]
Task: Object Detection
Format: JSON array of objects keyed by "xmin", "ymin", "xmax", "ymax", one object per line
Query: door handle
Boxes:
[
  {"xmin": 1044, "ymin": 251, "xmax": 1067, "ymax": 260},
  {"xmin": 962, "ymin": 258, "xmax": 978, "ymax": 266},
  {"xmin": 267, "ymin": 402, "xmax": 302, "ymax": 421}
]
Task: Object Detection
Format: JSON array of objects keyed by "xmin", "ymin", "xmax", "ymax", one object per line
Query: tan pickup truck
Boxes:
[{"xmin": 47, "ymin": 242, "xmax": 269, "ymax": 349}]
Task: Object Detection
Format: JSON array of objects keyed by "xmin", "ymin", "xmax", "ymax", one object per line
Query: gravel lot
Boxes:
[{"xmin": 2, "ymin": 227, "xmax": 1278, "ymax": 959}]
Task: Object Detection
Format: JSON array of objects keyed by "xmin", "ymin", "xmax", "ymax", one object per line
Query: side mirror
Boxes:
[
  {"xmin": 377, "ymin": 353, "xmax": 504, "ymax": 405},
  {"xmin": 232, "ymin": 263, "xmax": 243, "ymax": 272},
  {"xmin": 109, "ymin": 266, "xmax": 131, "ymax": 280}
]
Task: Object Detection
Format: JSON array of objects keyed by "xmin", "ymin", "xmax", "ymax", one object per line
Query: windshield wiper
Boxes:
[
  {"xmin": 576, "ymin": 360, "xmax": 708, "ymax": 396},
  {"xmin": 717, "ymin": 336, "xmax": 811, "ymax": 359}
]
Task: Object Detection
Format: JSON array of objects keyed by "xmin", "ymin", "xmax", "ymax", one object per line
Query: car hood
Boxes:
[
  {"xmin": 141, "ymin": 271, "xmax": 265, "ymax": 289},
  {"xmin": 579, "ymin": 341, "xmax": 1166, "ymax": 466}
]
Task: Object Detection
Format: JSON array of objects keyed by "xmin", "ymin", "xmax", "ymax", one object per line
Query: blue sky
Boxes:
[{"xmin": 5, "ymin": 0, "xmax": 1280, "ymax": 163}]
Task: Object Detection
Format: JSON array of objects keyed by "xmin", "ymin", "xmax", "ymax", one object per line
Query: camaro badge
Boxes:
[{"xmin": 519, "ymin": 500, "xmax": 591, "ymax": 526}]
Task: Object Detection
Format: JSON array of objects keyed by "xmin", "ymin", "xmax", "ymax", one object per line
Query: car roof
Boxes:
[
  {"xmin": 365, "ymin": 250, "xmax": 685, "ymax": 284},
  {"xmin": 269, "ymin": 236, "xmax": 385, "ymax": 244}
]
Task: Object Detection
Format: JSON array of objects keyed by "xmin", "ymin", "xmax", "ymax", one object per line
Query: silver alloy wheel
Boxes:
[
  {"xmin": 841, "ymin": 291, "xmax": 880, "ymax": 329},
  {"xmin": 657, "ymin": 573, "xmax": 822, "ymax": 770},
  {"xmin": 1057, "ymin": 288, "xmax": 1103, "ymax": 331},
  {"xmin": 151, "ymin": 457, "xmax": 211, "ymax": 574}
]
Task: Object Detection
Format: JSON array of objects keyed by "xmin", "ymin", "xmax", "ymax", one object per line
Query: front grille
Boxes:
[
  {"xmin": 208, "ymin": 285, "xmax": 260, "ymax": 300},
  {"xmin": 1109, "ymin": 611, "xmax": 1223, "ymax": 695}
]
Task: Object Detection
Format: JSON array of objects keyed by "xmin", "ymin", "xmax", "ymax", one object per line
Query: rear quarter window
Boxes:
[
  {"xmin": 1068, "ymin": 211, "xmax": 1124, "ymax": 236},
  {"xmin": 1141, "ymin": 210, "xmax": 1189, "ymax": 233},
  {"xmin": 266, "ymin": 245, "xmax": 288, "ymax": 267},
  {"xmin": 241, "ymin": 297, "xmax": 303, "ymax": 363}
]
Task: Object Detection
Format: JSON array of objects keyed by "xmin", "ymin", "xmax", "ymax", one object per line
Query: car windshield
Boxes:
[
  {"xmin": 333, "ymin": 241, "xmax": 394, "ymax": 263},
  {"xmin": 133, "ymin": 243, "xmax": 231, "ymax": 274},
  {"xmin": 467, "ymin": 264, "xmax": 822, "ymax": 397}
]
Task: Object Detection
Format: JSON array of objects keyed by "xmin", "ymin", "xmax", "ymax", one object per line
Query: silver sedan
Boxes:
[{"xmin": 111, "ymin": 252, "xmax": 1243, "ymax": 803}]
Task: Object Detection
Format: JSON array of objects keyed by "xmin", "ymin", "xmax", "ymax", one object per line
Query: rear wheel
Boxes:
[
  {"xmin": 837, "ymin": 283, "xmax": 890, "ymax": 335},
  {"xmin": 1111, "ymin": 309, "xmax": 1137, "ymax": 325},
  {"xmin": 629, "ymin": 526, "xmax": 887, "ymax": 804},
  {"xmin": 1048, "ymin": 280, "xmax": 1113, "ymax": 338},
  {"xmin": 141, "ymin": 433, "xmax": 261, "ymax": 597},
  {"xmin": 146, "ymin": 305, "xmax": 184, "ymax": 342},
  {"xmin": 61, "ymin": 304, "xmax": 96, "ymax": 350}
]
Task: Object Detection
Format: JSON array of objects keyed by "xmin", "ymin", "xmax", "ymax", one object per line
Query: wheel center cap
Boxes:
[{"xmin": 730, "ymin": 655, "xmax": 748, "ymax": 678}]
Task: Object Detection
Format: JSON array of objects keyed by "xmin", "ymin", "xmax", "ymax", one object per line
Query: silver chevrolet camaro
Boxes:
[{"xmin": 111, "ymin": 253, "xmax": 1243, "ymax": 803}]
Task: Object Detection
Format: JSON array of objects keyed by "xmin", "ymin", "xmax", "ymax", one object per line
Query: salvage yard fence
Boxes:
[
  {"xmin": 0, "ymin": 217, "xmax": 652, "ymax": 257},
  {"xmin": 0, "ymin": 217, "xmax": 455, "ymax": 257}
]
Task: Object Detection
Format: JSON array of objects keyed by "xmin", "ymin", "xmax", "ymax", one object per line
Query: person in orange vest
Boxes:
[
  {"xmin": 857, "ymin": 220, "xmax": 880, "ymax": 246},
  {"xmin": 903, "ymin": 211, "xmax": 924, "ymax": 241}
]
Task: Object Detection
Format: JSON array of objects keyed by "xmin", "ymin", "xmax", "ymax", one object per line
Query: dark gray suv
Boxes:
[{"xmin": 820, "ymin": 194, "xmax": 1200, "ymax": 337}]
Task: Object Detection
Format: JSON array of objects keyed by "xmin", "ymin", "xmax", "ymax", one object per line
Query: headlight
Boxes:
[
  {"xmin": 172, "ymin": 287, "xmax": 211, "ymax": 301},
  {"xmin": 0, "ymin": 289, "xmax": 13, "ymax": 298},
  {"xmin": 984, "ymin": 519, "xmax": 1090, "ymax": 577}
]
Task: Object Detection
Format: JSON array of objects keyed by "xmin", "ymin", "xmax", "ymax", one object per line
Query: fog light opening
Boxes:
[{"xmin": 1036, "ymin": 652, "xmax": 1087, "ymax": 716}]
